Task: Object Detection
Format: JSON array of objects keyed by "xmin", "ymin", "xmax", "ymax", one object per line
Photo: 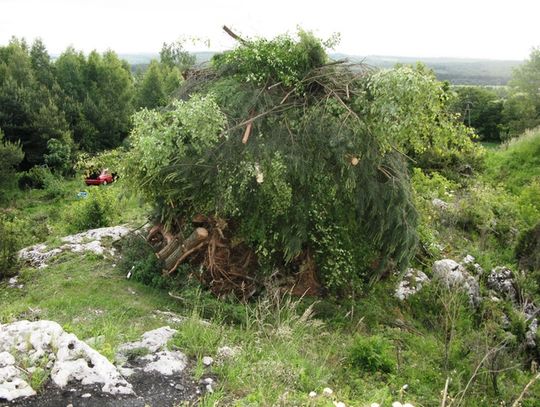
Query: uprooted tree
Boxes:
[{"xmin": 123, "ymin": 28, "xmax": 479, "ymax": 299}]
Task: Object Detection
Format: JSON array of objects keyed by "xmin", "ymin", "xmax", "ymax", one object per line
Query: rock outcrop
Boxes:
[
  {"xmin": 395, "ymin": 268, "xmax": 429, "ymax": 301},
  {"xmin": 18, "ymin": 225, "xmax": 131, "ymax": 268},
  {"xmin": 0, "ymin": 320, "xmax": 133, "ymax": 401},
  {"xmin": 432, "ymin": 259, "xmax": 481, "ymax": 306},
  {"xmin": 487, "ymin": 266, "xmax": 518, "ymax": 303}
]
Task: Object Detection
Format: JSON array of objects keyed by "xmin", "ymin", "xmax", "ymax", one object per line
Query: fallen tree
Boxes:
[{"xmin": 123, "ymin": 28, "xmax": 479, "ymax": 299}]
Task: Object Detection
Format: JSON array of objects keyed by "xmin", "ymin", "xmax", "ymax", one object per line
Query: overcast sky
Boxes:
[{"xmin": 0, "ymin": 0, "xmax": 538, "ymax": 60}]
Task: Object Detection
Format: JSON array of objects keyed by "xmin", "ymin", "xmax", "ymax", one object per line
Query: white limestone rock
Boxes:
[
  {"xmin": 217, "ymin": 345, "xmax": 241, "ymax": 361},
  {"xmin": 0, "ymin": 320, "xmax": 133, "ymax": 399},
  {"xmin": 141, "ymin": 351, "xmax": 187, "ymax": 375},
  {"xmin": 0, "ymin": 352, "xmax": 15, "ymax": 367},
  {"xmin": 432, "ymin": 198, "xmax": 449, "ymax": 210},
  {"xmin": 116, "ymin": 326, "xmax": 177, "ymax": 364},
  {"xmin": 433, "ymin": 259, "xmax": 481, "ymax": 306},
  {"xmin": 526, "ymin": 318, "xmax": 538, "ymax": 348},
  {"xmin": 116, "ymin": 326, "xmax": 188, "ymax": 376},
  {"xmin": 395, "ymin": 268, "xmax": 429, "ymax": 300},
  {"xmin": 202, "ymin": 356, "xmax": 213, "ymax": 366},
  {"xmin": 487, "ymin": 267, "xmax": 517, "ymax": 303},
  {"xmin": 18, "ymin": 225, "xmax": 132, "ymax": 268},
  {"xmin": 18, "ymin": 244, "xmax": 62, "ymax": 268},
  {"xmin": 61, "ymin": 225, "xmax": 131, "ymax": 245},
  {"xmin": 0, "ymin": 365, "xmax": 36, "ymax": 401}
]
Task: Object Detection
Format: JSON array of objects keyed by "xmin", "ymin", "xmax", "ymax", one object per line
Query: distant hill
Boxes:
[
  {"xmin": 121, "ymin": 52, "xmax": 522, "ymax": 86},
  {"xmin": 337, "ymin": 54, "xmax": 522, "ymax": 86}
]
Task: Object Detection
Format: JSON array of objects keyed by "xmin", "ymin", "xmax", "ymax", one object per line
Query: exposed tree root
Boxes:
[{"xmin": 146, "ymin": 217, "xmax": 322, "ymax": 300}]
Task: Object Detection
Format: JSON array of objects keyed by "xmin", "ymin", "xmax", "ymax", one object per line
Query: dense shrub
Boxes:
[
  {"xmin": 118, "ymin": 234, "xmax": 166, "ymax": 288},
  {"xmin": 44, "ymin": 136, "xmax": 73, "ymax": 175},
  {"xmin": 0, "ymin": 129, "xmax": 24, "ymax": 195},
  {"xmin": 348, "ymin": 335, "xmax": 395, "ymax": 374},
  {"xmin": 0, "ymin": 213, "xmax": 21, "ymax": 278},
  {"xmin": 516, "ymin": 222, "xmax": 540, "ymax": 272},
  {"xmin": 18, "ymin": 166, "xmax": 51, "ymax": 189},
  {"xmin": 451, "ymin": 183, "xmax": 522, "ymax": 243},
  {"xmin": 66, "ymin": 187, "xmax": 118, "ymax": 233}
]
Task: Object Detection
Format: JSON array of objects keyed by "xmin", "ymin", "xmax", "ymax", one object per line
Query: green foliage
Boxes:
[
  {"xmin": 159, "ymin": 40, "xmax": 196, "ymax": 72},
  {"xmin": 75, "ymin": 148, "xmax": 123, "ymax": 178},
  {"xmin": 44, "ymin": 136, "xmax": 73, "ymax": 174},
  {"xmin": 0, "ymin": 213, "xmax": 21, "ymax": 278},
  {"xmin": 515, "ymin": 222, "xmax": 540, "ymax": 272},
  {"xmin": 452, "ymin": 86, "xmax": 504, "ymax": 141},
  {"xmin": 134, "ymin": 60, "xmax": 183, "ymax": 109},
  {"xmin": 0, "ymin": 38, "xmax": 70, "ymax": 167},
  {"xmin": 118, "ymin": 234, "xmax": 166, "ymax": 288},
  {"xmin": 124, "ymin": 94, "xmax": 227, "ymax": 203},
  {"xmin": 348, "ymin": 335, "xmax": 395, "ymax": 374},
  {"xmin": 483, "ymin": 129, "xmax": 540, "ymax": 228},
  {"xmin": 509, "ymin": 47, "xmax": 540, "ymax": 108},
  {"xmin": 485, "ymin": 129, "xmax": 540, "ymax": 193},
  {"xmin": 125, "ymin": 32, "xmax": 485, "ymax": 292},
  {"xmin": 18, "ymin": 165, "xmax": 51, "ymax": 189},
  {"xmin": 501, "ymin": 93, "xmax": 538, "ymax": 139},
  {"xmin": 501, "ymin": 48, "xmax": 540, "ymax": 139},
  {"xmin": 0, "ymin": 38, "xmax": 136, "ymax": 169},
  {"xmin": 169, "ymin": 317, "xmax": 224, "ymax": 358},
  {"xmin": 66, "ymin": 187, "xmax": 119, "ymax": 233},
  {"xmin": 0, "ymin": 128, "xmax": 24, "ymax": 193},
  {"xmin": 213, "ymin": 29, "xmax": 328, "ymax": 91},
  {"xmin": 451, "ymin": 182, "xmax": 523, "ymax": 243}
]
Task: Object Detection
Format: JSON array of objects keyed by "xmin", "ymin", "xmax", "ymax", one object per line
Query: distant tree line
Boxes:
[
  {"xmin": 452, "ymin": 47, "xmax": 540, "ymax": 142},
  {"xmin": 0, "ymin": 37, "xmax": 190, "ymax": 170}
]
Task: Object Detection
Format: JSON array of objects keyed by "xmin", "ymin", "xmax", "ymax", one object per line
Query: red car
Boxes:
[{"xmin": 85, "ymin": 169, "xmax": 114, "ymax": 186}]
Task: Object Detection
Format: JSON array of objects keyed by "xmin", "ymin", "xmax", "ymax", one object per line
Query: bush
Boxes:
[
  {"xmin": 0, "ymin": 129, "xmax": 24, "ymax": 195},
  {"xmin": 0, "ymin": 214, "xmax": 21, "ymax": 278},
  {"xmin": 44, "ymin": 136, "xmax": 73, "ymax": 175},
  {"xmin": 516, "ymin": 222, "xmax": 540, "ymax": 272},
  {"xmin": 18, "ymin": 166, "xmax": 51, "ymax": 189},
  {"xmin": 66, "ymin": 187, "xmax": 119, "ymax": 233},
  {"xmin": 451, "ymin": 183, "xmax": 522, "ymax": 244},
  {"xmin": 118, "ymin": 234, "xmax": 166, "ymax": 288},
  {"xmin": 348, "ymin": 335, "xmax": 395, "ymax": 374}
]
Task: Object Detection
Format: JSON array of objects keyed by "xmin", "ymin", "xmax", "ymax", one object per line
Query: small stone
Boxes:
[
  {"xmin": 309, "ymin": 391, "xmax": 317, "ymax": 398},
  {"xmin": 432, "ymin": 198, "xmax": 449, "ymax": 210},
  {"xmin": 81, "ymin": 393, "xmax": 92, "ymax": 398},
  {"xmin": 334, "ymin": 402, "xmax": 346, "ymax": 407},
  {"xmin": 202, "ymin": 377, "xmax": 214, "ymax": 385},
  {"xmin": 217, "ymin": 346, "xmax": 240, "ymax": 360},
  {"xmin": 205, "ymin": 384, "xmax": 214, "ymax": 393},
  {"xmin": 323, "ymin": 387, "xmax": 333, "ymax": 396},
  {"xmin": 402, "ymin": 384, "xmax": 409, "ymax": 390},
  {"xmin": 175, "ymin": 384, "xmax": 185, "ymax": 391},
  {"xmin": 67, "ymin": 404, "xmax": 73, "ymax": 407},
  {"xmin": 202, "ymin": 356, "xmax": 214, "ymax": 366}
]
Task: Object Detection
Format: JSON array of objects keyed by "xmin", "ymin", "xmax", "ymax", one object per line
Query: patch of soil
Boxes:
[{"xmin": 2, "ymin": 370, "xmax": 201, "ymax": 407}]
